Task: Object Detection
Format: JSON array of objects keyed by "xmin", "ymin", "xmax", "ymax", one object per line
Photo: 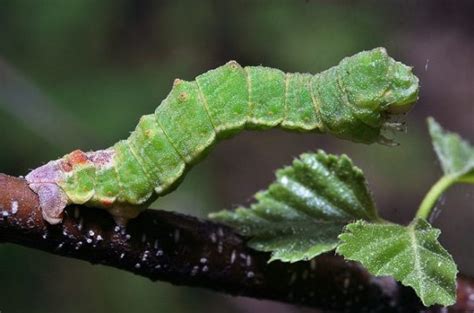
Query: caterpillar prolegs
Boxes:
[{"xmin": 26, "ymin": 48, "xmax": 419, "ymax": 225}]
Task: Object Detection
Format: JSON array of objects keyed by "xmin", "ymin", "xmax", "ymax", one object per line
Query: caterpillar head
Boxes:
[
  {"xmin": 338, "ymin": 47, "xmax": 419, "ymax": 143},
  {"xmin": 379, "ymin": 49, "xmax": 419, "ymax": 114}
]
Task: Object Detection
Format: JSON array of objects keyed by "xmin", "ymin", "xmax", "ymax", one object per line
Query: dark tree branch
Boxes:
[{"xmin": 0, "ymin": 173, "xmax": 472, "ymax": 313}]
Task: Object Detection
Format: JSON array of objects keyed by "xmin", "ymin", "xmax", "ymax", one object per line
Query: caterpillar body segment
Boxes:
[
  {"xmin": 195, "ymin": 61, "xmax": 249, "ymax": 138},
  {"xmin": 156, "ymin": 80, "xmax": 216, "ymax": 165},
  {"xmin": 246, "ymin": 66, "xmax": 286, "ymax": 128},
  {"xmin": 283, "ymin": 72, "xmax": 323, "ymax": 131},
  {"xmin": 127, "ymin": 115, "xmax": 182, "ymax": 195},
  {"xmin": 87, "ymin": 149, "xmax": 120, "ymax": 206},
  {"xmin": 26, "ymin": 48, "xmax": 420, "ymax": 225},
  {"xmin": 114, "ymin": 140, "xmax": 154, "ymax": 204}
]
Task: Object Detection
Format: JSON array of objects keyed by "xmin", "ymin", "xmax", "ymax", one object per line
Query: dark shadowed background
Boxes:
[{"xmin": 0, "ymin": 1, "xmax": 473, "ymax": 312}]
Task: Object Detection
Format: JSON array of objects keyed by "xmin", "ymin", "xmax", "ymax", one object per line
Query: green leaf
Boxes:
[
  {"xmin": 337, "ymin": 218, "xmax": 458, "ymax": 307},
  {"xmin": 210, "ymin": 150, "xmax": 380, "ymax": 262},
  {"xmin": 417, "ymin": 118, "xmax": 474, "ymax": 219},
  {"xmin": 428, "ymin": 117, "xmax": 474, "ymax": 181}
]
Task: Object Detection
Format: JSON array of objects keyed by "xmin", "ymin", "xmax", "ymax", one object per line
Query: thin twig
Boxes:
[{"xmin": 0, "ymin": 174, "xmax": 472, "ymax": 313}]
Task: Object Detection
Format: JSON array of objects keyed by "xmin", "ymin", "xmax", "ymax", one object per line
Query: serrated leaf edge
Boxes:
[{"xmin": 336, "ymin": 218, "xmax": 458, "ymax": 307}]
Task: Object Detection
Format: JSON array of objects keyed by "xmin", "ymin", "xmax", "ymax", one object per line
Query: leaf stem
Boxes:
[{"xmin": 416, "ymin": 175, "xmax": 456, "ymax": 220}]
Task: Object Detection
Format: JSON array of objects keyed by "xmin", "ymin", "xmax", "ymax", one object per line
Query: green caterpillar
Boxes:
[{"xmin": 26, "ymin": 48, "xmax": 419, "ymax": 225}]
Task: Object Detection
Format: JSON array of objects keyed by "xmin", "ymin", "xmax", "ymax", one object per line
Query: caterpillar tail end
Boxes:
[{"xmin": 25, "ymin": 160, "xmax": 69, "ymax": 225}]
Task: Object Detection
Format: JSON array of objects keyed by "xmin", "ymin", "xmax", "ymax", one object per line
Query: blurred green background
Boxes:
[{"xmin": 0, "ymin": 1, "xmax": 473, "ymax": 312}]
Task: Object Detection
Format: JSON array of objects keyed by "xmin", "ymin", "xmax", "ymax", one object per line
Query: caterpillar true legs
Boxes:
[{"xmin": 26, "ymin": 47, "xmax": 419, "ymax": 225}]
